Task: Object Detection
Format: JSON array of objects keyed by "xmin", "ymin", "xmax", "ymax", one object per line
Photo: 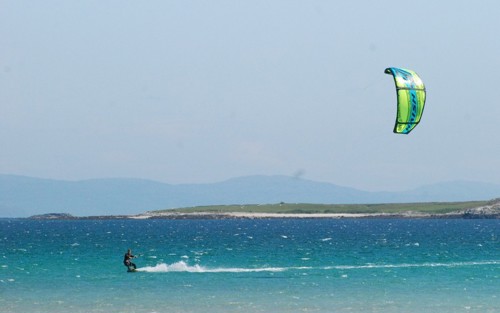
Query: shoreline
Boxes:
[
  {"xmin": 130, "ymin": 211, "xmax": 428, "ymax": 219},
  {"xmin": 27, "ymin": 210, "xmax": 499, "ymax": 220},
  {"xmin": 129, "ymin": 210, "xmax": 499, "ymax": 219}
]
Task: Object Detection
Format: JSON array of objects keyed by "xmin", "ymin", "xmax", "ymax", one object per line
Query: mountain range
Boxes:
[{"xmin": 1, "ymin": 174, "xmax": 500, "ymax": 217}]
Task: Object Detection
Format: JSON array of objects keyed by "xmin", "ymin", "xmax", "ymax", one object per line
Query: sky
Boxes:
[{"xmin": 1, "ymin": 0, "xmax": 500, "ymax": 192}]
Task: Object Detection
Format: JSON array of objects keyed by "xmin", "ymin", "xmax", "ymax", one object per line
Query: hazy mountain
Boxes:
[{"xmin": 1, "ymin": 174, "xmax": 500, "ymax": 217}]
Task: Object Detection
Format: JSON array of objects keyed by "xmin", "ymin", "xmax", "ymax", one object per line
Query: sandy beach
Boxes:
[{"xmin": 131, "ymin": 211, "xmax": 433, "ymax": 219}]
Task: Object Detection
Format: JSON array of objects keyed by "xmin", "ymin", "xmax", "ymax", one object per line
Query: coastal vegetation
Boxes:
[
  {"xmin": 28, "ymin": 199, "xmax": 500, "ymax": 219},
  {"xmin": 157, "ymin": 200, "xmax": 492, "ymax": 215}
]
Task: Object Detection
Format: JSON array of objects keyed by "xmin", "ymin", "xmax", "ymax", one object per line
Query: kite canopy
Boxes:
[{"xmin": 384, "ymin": 67, "xmax": 426, "ymax": 134}]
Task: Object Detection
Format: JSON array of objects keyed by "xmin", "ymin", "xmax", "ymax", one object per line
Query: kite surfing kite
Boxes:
[{"xmin": 384, "ymin": 67, "xmax": 426, "ymax": 134}]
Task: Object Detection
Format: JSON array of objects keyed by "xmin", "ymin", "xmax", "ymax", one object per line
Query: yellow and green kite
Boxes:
[{"xmin": 385, "ymin": 67, "xmax": 426, "ymax": 134}]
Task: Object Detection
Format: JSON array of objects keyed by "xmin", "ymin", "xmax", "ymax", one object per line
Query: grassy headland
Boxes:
[
  {"xmin": 29, "ymin": 199, "xmax": 499, "ymax": 219},
  {"xmin": 154, "ymin": 200, "xmax": 491, "ymax": 215}
]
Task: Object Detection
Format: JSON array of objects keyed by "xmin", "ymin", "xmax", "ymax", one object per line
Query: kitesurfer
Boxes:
[{"xmin": 123, "ymin": 249, "xmax": 137, "ymax": 270}]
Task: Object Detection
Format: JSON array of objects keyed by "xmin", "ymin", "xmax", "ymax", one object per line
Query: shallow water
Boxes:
[{"xmin": 1, "ymin": 219, "xmax": 498, "ymax": 312}]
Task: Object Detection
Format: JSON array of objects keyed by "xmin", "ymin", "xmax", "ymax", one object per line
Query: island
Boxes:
[{"xmin": 28, "ymin": 199, "xmax": 500, "ymax": 220}]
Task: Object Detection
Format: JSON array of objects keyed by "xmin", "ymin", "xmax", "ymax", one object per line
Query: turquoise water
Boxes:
[{"xmin": 1, "ymin": 219, "xmax": 498, "ymax": 313}]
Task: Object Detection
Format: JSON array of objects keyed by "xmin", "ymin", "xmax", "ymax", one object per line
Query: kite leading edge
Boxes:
[{"xmin": 384, "ymin": 67, "xmax": 426, "ymax": 134}]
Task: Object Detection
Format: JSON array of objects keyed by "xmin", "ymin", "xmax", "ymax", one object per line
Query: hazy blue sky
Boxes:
[{"xmin": 1, "ymin": 1, "xmax": 500, "ymax": 191}]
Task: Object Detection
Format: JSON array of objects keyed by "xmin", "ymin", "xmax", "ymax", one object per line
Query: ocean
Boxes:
[{"xmin": 1, "ymin": 218, "xmax": 498, "ymax": 313}]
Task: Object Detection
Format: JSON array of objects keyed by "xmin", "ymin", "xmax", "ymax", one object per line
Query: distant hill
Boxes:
[{"xmin": 1, "ymin": 174, "xmax": 500, "ymax": 217}]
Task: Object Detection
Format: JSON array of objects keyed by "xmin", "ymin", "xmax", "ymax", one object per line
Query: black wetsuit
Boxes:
[{"xmin": 123, "ymin": 252, "xmax": 136, "ymax": 269}]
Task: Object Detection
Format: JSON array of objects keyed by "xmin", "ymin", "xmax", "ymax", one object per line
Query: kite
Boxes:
[{"xmin": 384, "ymin": 67, "xmax": 426, "ymax": 134}]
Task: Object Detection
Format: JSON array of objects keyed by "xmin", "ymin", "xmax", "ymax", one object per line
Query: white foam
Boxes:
[
  {"xmin": 327, "ymin": 260, "xmax": 500, "ymax": 270},
  {"xmin": 135, "ymin": 260, "xmax": 500, "ymax": 274},
  {"xmin": 136, "ymin": 261, "xmax": 287, "ymax": 273}
]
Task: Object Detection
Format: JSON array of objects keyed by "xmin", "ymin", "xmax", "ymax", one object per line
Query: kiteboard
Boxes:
[{"xmin": 127, "ymin": 268, "xmax": 137, "ymax": 273}]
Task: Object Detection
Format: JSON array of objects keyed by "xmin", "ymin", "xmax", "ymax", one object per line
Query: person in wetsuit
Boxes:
[{"xmin": 123, "ymin": 249, "xmax": 137, "ymax": 270}]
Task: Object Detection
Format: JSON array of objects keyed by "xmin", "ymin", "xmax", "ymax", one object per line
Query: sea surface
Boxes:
[{"xmin": 0, "ymin": 218, "xmax": 498, "ymax": 313}]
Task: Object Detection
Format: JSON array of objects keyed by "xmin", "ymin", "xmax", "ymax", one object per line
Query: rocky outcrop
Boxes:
[
  {"xmin": 28, "ymin": 213, "xmax": 131, "ymax": 220},
  {"xmin": 29, "ymin": 213, "xmax": 76, "ymax": 220},
  {"xmin": 460, "ymin": 198, "xmax": 500, "ymax": 218}
]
